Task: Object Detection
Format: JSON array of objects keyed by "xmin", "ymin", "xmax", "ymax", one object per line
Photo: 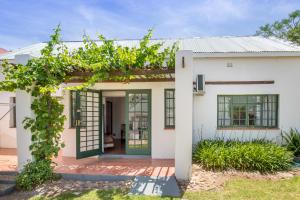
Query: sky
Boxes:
[{"xmin": 0, "ymin": 0, "xmax": 299, "ymax": 50}]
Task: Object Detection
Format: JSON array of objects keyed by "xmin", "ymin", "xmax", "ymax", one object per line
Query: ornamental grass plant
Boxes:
[{"xmin": 193, "ymin": 139, "xmax": 293, "ymax": 173}]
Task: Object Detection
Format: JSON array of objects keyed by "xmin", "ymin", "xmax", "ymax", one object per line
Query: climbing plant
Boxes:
[{"xmin": 0, "ymin": 25, "xmax": 177, "ymax": 188}]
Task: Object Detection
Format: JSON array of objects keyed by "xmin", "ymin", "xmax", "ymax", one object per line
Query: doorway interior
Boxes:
[
  {"xmin": 75, "ymin": 89, "xmax": 151, "ymax": 159},
  {"xmin": 103, "ymin": 93, "xmax": 126, "ymax": 155}
]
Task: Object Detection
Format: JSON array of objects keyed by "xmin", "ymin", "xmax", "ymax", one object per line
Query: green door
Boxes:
[
  {"xmin": 125, "ymin": 90, "xmax": 151, "ymax": 155},
  {"xmin": 76, "ymin": 90, "xmax": 102, "ymax": 159}
]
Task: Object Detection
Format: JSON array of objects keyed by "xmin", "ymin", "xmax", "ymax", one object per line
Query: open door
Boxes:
[
  {"xmin": 125, "ymin": 90, "xmax": 151, "ymax": 155},
  {"xmin": 76, "ymin": 90, "xmax": 102, "ymax": 159}
]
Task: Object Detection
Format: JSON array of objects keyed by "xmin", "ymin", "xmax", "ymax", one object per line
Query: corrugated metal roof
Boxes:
[{"xmin": 1, "ymin": 36, "xmax": 300, "ymax": 60}]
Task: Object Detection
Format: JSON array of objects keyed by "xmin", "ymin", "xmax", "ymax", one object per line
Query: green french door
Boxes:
[
  {"xmin": 125, "ymin": 90, "xmax": 151, "ymax": 155},
  {"xmin": 76, "ymin": 90, "xmax": 102, "ymax": 159}
]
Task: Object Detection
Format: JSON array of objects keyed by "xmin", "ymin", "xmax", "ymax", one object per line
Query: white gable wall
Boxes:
[{"xmin": 193, "ymin": 56, "xmax": 300, "ymax": 144}]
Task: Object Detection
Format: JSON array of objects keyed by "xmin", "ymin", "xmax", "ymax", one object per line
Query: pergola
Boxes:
[
  {"xmin": 15, "ymin": 50, "xmax": 193, "ymax": 181},
  {"xmin": 66, "ymin": 69, "xmax": 175, "ymax": 83}
]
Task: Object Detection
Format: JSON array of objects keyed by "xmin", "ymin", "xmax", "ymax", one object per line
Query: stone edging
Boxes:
[{"xmin": 58, "ymin": 173, "xmax": 135, "ymax": 182}]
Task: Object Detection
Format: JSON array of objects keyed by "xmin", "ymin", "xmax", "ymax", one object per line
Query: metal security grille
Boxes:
[{"xmin": 76, "ymin": 90, "xmax": 102, "ymax": 159}]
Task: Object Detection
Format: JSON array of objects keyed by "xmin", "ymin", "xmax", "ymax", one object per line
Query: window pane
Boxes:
[
  {"xmin": 239, "ymin": 96, "xmax": 247, "ymax": 103},
  {"xmin": 71, "ymin": 91, "xmax": 76, "ymax": 127},
  {"xmin": 219, "ymin": 103, "xmax": 225, "ymax": 111},
  {"xmin": 218, "ymin": 95, "xmax": 278, "ymax": 128},
  {"xmin": 218, "ymin": 96, "xmax": 225, "ymax": 103},
  {"xmin": 165, "ymin": 89, "xmax": 175, "ymax": 128}
]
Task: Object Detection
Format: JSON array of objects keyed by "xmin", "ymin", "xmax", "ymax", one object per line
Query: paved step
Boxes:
[
  {"xmin": 0, "ymin": 171, "xmax": 16, "ymax": 196},
  {"xmin": 0, "ymin": 174, "xmax": 16, "ymax": 184},
  {"xmin": 0, "ymin": 183, "xmax": 15, "ymax": 196},
  {"xmin": 129, "ymin": 176, "xmax": 181, "ymax": 197},
  {"xmin": 0, "ymin": 171, "xmax": 17, "ymax": 176},
  {"xmin": 59, "ymin": 173, "xmax": 134, "ymax": 181}
]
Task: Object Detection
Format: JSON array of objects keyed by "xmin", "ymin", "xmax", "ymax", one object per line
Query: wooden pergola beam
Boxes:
[
  {"xmin": 65, "ymin": 77, "xmax": 175, "ymax": 83},
  {"xmin": 68, "ymin": 69, "xmax": 175, "ymax": 77},
  {"xmin": 205, "ymin": 80, "xmax": 274, "ymax": 85}
]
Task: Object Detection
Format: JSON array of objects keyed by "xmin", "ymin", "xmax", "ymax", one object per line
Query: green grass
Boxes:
[
  {"xmin": 184, "ymin": 176, "xmax": 300, "ymax": 200},
  {"xmin": 30, "ymin": 189, "xmax": 170, "ymax": 200},
  {"xmin": 30, "ymin": 177, "xmax": 300, "ymax": 200}
]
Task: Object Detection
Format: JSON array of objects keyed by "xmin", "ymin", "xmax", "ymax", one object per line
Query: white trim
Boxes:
[{"xmin": 192, "ymin": 51, "xmax": 300, "ymax": 58}]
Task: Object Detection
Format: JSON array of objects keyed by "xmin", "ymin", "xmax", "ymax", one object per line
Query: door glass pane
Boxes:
[
  {"xmin": 127, "ymin": 91, "xmax": 150, "ymax": 154},
  {"xmin": 77, "ymin": 91, "xmax": 101, "ymax": 156}
]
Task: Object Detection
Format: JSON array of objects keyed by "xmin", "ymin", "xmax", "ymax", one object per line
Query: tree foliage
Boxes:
[
  {"xmin": 0, "ymin": 25, "xmax": 177, "ymax": 169},
  {"xmin": 256, "ymin": 10, "xmax": 300, "ymax": 44}
]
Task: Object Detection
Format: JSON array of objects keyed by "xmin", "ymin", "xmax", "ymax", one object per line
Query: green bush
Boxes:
[
  {"xmin": 16, "ymin": 160, "xmax": 58, "ymax": 190},
  {"xmin": 282, "ymin": 128, "xmax": 300, "ymax": 156},
  {"xmin": 193, "ymin": 139, "xmax": 293, "ymax": 173}
]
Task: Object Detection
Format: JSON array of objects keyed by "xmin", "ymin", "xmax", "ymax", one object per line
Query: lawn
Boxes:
[{"xmin": 30, "ymin": 176, "xmax": 300, "ymax": 200}]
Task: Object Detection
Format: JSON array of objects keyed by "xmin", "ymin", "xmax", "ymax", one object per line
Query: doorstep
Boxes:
[{"xmin": 59, "ymin": 173, "xmax": 134, "ymax": 182}]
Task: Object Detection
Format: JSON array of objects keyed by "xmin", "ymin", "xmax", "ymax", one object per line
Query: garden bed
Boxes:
[
  {"xmin": 4, "ymin": 179, "xmax": 132, "ymax": 199},
  {"xmin": 193, "ymin": 139, "xmax": 293, "ymax": 173},
  {"xmin": 179, "ymin": 164, "xmax": 299, "ymax": 192}
]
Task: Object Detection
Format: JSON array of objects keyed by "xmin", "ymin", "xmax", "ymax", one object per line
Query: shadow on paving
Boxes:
[{"xmin": 129, "ymin": 176, "xmax": 181, "ymax": 197}]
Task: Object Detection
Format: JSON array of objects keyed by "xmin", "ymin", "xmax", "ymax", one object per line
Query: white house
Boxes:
[{"xmin": 1, "ymin": 36, "xmax": 300, "ymax": 180}]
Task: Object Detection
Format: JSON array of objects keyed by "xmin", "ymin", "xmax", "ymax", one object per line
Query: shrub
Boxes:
[
  {"xmin": 282, "ymin": 128, "xmax": 300, "ymax": 156},
  {"xmin": 16, "ymin": 160, "xmax": 58, "ymax": 190},
  {"xmin": 193, "ymin": 139, "xmax": 293, "ymax": 173}
]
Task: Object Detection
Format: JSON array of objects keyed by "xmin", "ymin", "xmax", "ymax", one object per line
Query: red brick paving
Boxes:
[
  {"xmin": 54, "ymin": 156, "xmax": 175, "ymax": 177},
  {"xmin": 0, "ymin": 148, "xmax": 175, "ymax": 177},
  {"xmin": 0, "ymin": 148, "xmax": 17, "ymax": 172}
]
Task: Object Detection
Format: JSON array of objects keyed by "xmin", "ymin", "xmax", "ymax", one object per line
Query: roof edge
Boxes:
[{"xmin": 192, "ymin": 51, "xmax": 300, "ymax": 58}]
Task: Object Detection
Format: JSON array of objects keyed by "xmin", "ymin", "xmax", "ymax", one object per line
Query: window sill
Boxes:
[
  {"xmin": 217, "ymin": 127, "xmax": 280, "ymax": 131},
  {"xmin": 164, "ymin": 127, "xmax": 175, "ymax": 130}
]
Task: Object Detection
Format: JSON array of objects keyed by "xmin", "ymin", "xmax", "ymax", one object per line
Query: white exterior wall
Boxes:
[
  {"xmin": 15, "ymin": 54, "xmax": 34, "ymax": 170},
  {"xmin": 175, "ymin": 50, "xmax": 194, "ymax": 180},
  {"xmin": 61, "ymin": 82, "xmax": 175, "ymax": 159},
  {"xmin": 16, "ymin": 90, "xmax": 34, "ymax": 170},
  {"xmin": 0, "ymin": 92, "xmax": 17, "ymax": 148},
  {"xmin": 0, "ymin": 61, "xmax": 17, "ymax": 148},
  {"xmin": 193, "ymin": 56, "xmax": 300, "ymax": 143}
]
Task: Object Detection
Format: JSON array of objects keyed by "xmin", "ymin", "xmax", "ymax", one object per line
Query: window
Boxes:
[
  {"xmin": 165, "ymin": 89, "xmax": 175, "ymax": 128},
  {"xmin": 9, "ymin": 97, "xmax": 16, "ymax": 128},
  {"xmin": 217, "ymin": 95, "xmax": 278, "ymax": 128},
  {"xmin": 70, "ymin": 91, "xmax": 76, "ymax": 128}
]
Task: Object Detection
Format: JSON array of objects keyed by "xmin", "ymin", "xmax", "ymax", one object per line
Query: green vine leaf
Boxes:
[{"xmin": 0, "ymin": 25, "xmax": 178, "ymax": 164}]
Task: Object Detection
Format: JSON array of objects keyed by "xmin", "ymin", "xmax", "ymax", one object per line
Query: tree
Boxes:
[{"xmin": 256, "ymin": 10, "xmax": 300, "ymax": 45}]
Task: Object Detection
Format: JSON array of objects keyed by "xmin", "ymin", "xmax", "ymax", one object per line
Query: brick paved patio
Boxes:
[
  {"xmin": 0, "ymin": 148, "xmax": 17, "ymax": 171},
  {"xmin": 54, "ymin": 155, "xmax": 175, "ymax": 177},
  {"xmin": 0, "ymin": 148, "xmax": 175, "ymax": 177}
]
